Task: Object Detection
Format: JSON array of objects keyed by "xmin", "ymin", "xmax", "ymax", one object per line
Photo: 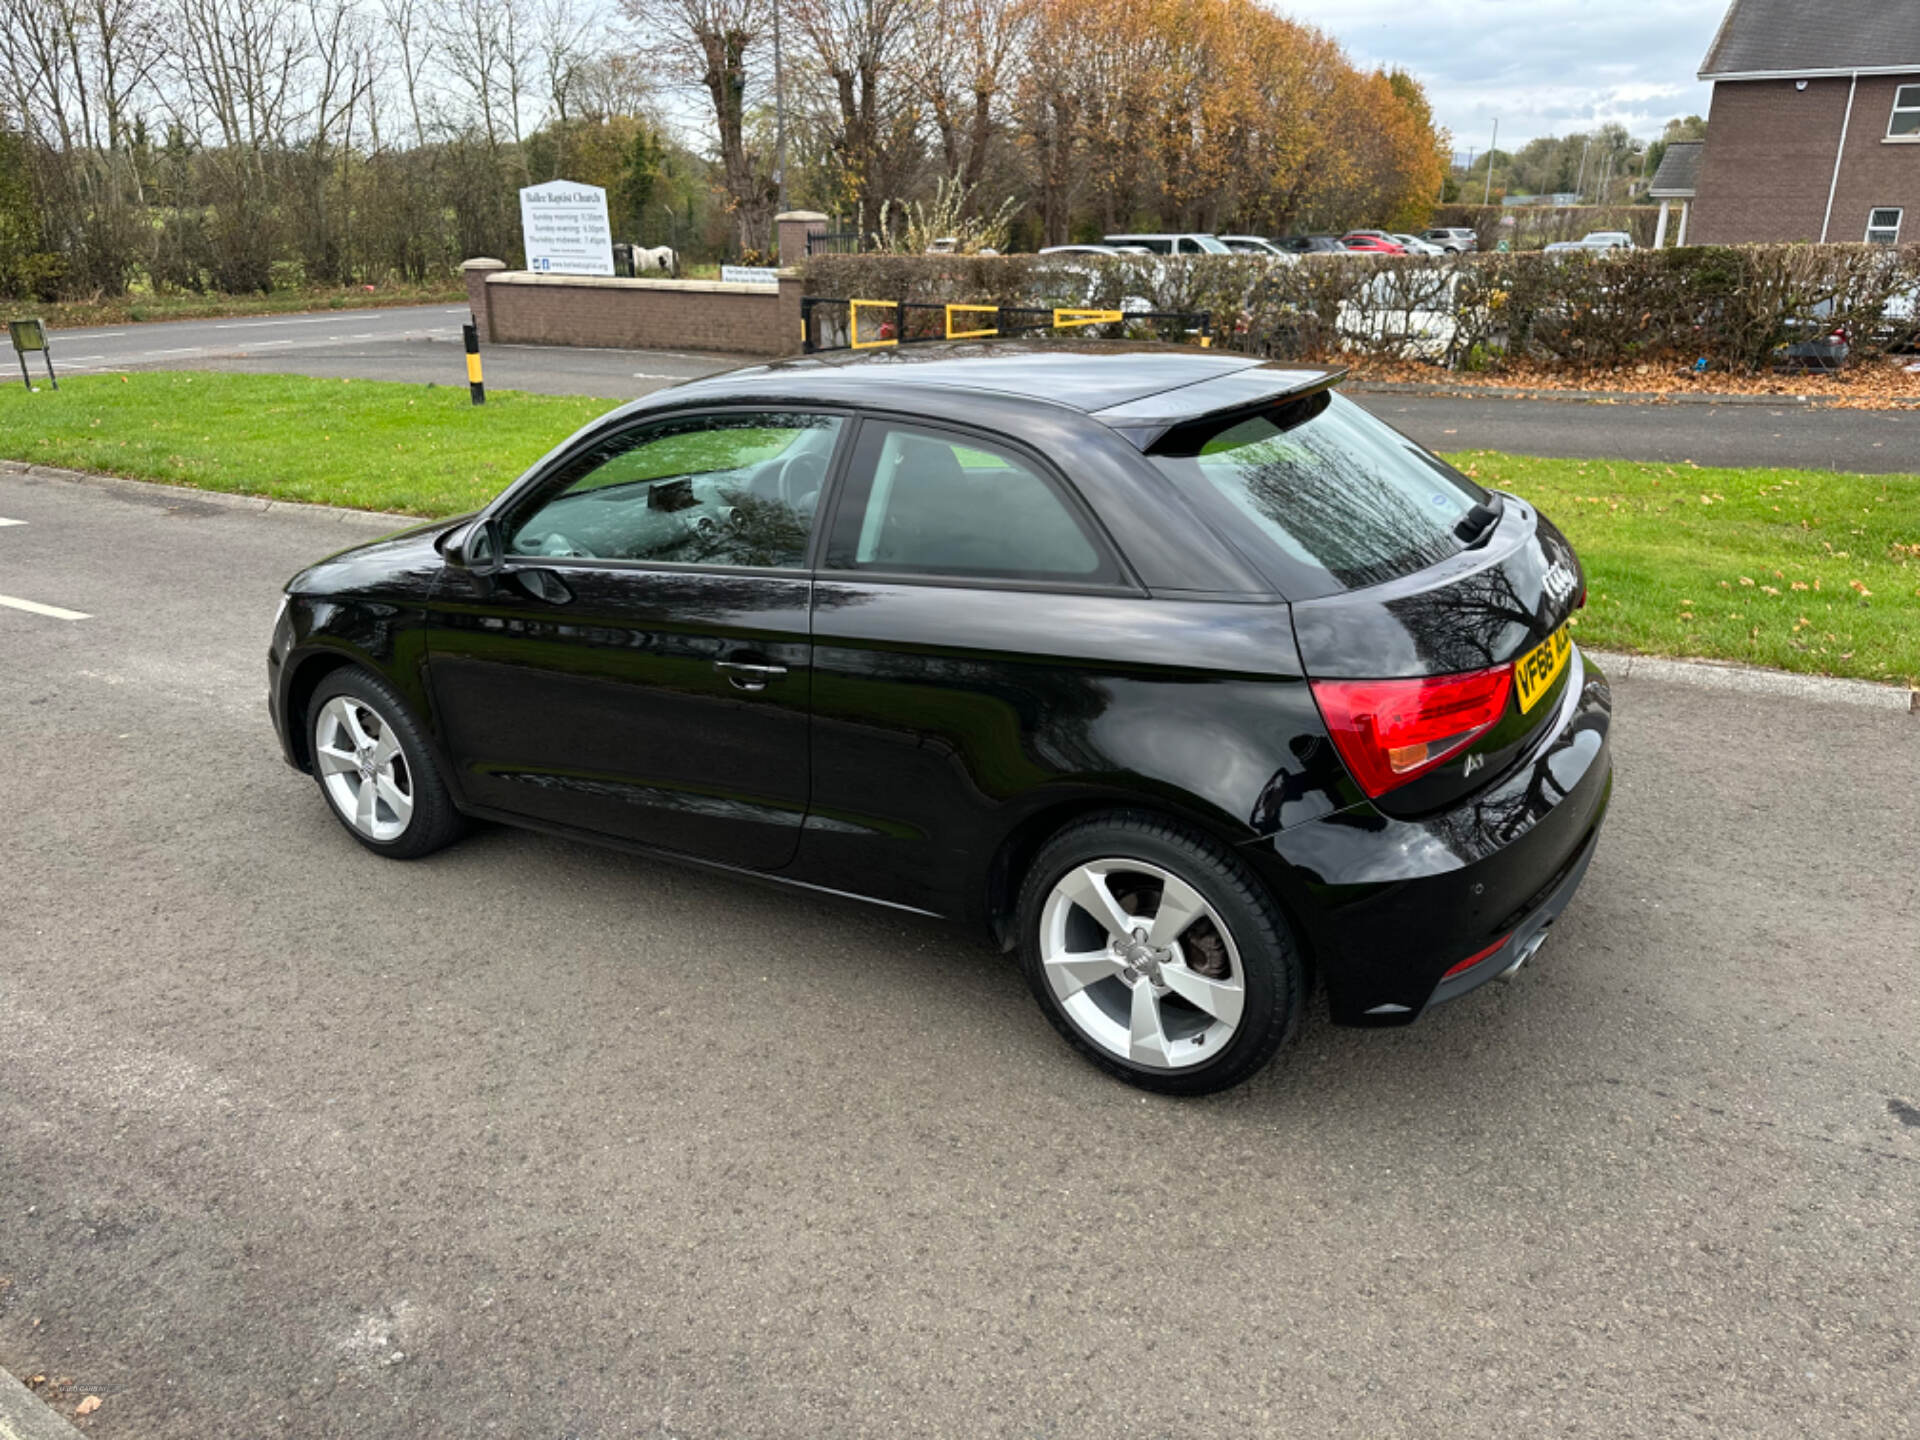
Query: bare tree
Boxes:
[
  {"xmin": 620, "ymin": 0, "xmax": 772, "ymax": 253},
  {"xmin": 789, "ymin": 0, "xmax": 922, "ymax": 239}
]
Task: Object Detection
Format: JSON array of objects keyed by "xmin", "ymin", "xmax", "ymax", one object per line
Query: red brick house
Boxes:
[{"xmin": 1690, "ymin": 0, "xmax": 1920, "ymax": 246}]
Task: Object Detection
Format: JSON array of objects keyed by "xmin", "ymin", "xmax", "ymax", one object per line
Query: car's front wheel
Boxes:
[
  {"xmin": 307, "ymin": 666, "xmax": 465, "ymax": 859},
  {"xmin": 1016, "ymin": 812, "xmax": 1303, "ymax": 1095}
]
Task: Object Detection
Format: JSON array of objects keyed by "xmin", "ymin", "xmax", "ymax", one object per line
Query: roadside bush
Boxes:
[{"xmin": 803, "ymin": 243, "xmax": 1920, "ymax": 373}]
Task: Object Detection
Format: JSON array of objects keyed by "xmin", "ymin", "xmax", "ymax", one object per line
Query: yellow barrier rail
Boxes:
[
  {"xmin": 1052, "ymin": 308, "xmax": 1125, "ymax": 329},
  {"xmin": 943, "ymin": 304, "xmax": 1000, "ymax": 339},
  {"xmin": 849, "ymin": 299, "xmax": 899, "ymax": 349}
]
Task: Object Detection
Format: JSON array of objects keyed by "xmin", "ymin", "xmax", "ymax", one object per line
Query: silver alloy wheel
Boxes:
[
  {"xmin": 1039, "ymin": 858, "xmax": 1245, "ymax": 1070},
  {"xmin": 313, "ymin": 694, "xmax": 414, "ymax": 843}
]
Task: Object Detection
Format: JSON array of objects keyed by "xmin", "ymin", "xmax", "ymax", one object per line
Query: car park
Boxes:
[
  {"xmin": 1102, "ymin": 232, "xmax": 1233, "ymax": 255},
  {"xmin": 1391, "ymin": 233, "xmax": 1447, "ymax": 256},
  {"xmin": 1274, "ymin": 235, "xmax": 1350, "ymax": 254},
  {"xmin": 1219, "ymin": 235, "xmax": 1290, "ymax": 257},
  {"xmin": 1545, "ymin": 230, "xmax": 1637, "ymax": 254},
  {"xmin": 1424, "ymin": 227, "xmax": 1479, "ymax": 253},
  {"xmin": 1340, "ymin": 232, "xmax": 1408, "ymax": 254},
  {"xmin": 268, "ymin": 341, "xmax": 1611, "ymax": 1096}
]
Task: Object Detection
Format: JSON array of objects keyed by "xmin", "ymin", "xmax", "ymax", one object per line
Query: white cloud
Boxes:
[{"xmin": 1271, "ymin": 0, "xmax": 1726, "ymax": 146}]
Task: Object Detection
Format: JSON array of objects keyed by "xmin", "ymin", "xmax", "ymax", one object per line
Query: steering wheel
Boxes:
[{"xmin": 777, "ymin": 451, "xmax": 828, "ymax": 510}]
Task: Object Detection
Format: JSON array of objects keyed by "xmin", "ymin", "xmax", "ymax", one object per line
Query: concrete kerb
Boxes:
[
  {"xmin": 1587, "ymin": 648, "xmax": 1916, "ymax": 713},
  {"xmin": 5, "ymin": 462, "xmax": 1915, "ymax": 713},
  {"xmin": 0, "ymin": 1371, "xmax": 83, "ymax": 1440},
  {"xmin": 1, "ymin": 461, "xmax": 405, "ymax": 531}
]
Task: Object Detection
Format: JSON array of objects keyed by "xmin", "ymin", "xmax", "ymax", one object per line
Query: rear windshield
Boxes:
[{"xmin": 1148, "ymin": 391, "xmax": 1489, "ymax": 597}]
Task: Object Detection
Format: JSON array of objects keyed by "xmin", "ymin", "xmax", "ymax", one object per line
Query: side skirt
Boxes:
[{"xmin": 456, "ymin": 801, "xmax": 951, "ymax": 922}]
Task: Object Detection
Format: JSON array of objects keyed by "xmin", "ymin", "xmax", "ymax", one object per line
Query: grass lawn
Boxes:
[
  {"xmin": 1448, "ymin": 451, "xmax": 1919, "ymax": 689},
  {"xmin": 0, "ymin": 372, "xmax": 614, "ymax": 516},
  {"xmin": 10, "ymin": 281, "xmax": 468, "ymax": 331},
  {"xmin": 0, "ymin": 372, "xmax": 1913, "ymax": 686}
]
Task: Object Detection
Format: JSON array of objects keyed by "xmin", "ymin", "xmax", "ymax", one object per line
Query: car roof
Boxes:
[{"xmin": 653, "ymin": 340, "xmax": 1339, "ymax": 443}]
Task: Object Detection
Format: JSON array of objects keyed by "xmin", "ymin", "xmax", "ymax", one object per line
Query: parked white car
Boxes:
[
  {"xmin": 1545, "ymin": 231, "xmax": 1636, "ymax": 254},
  {"xmin": 1102, "ymin": 232, "xmax": 1233, "ymax": 256}
]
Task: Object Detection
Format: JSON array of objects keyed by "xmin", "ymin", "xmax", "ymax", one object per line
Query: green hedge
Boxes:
[{"xmin": 802, "ymin": 245, "xmax": 1920, "ymax": 373}]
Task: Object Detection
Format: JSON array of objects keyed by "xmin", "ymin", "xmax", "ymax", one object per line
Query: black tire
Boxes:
[
  {"xmin": 1015, "ymin": 810, "xmax": 1302, "ymax": 1096},
  {"xmin": 306, "ymin": 666, "xmax": 466, "ymax": 860}
]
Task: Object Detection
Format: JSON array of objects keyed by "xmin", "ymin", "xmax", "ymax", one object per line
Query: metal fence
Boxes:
[
  {"xmin": 799, "ymin": 296, "xmax": 1212, "ymax": 353},
  {"xmin": 805, "ymin": 231, "xmax": 865, "ymax": 257}
]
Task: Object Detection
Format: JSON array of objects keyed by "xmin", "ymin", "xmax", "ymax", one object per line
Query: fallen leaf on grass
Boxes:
[{"xmin": 75, "ymin": 1395, "xmax": 102, "ymax": 1416}]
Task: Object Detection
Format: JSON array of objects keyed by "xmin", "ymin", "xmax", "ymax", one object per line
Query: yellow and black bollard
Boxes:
[{"xmin": 463, "ymin": 321, "xmax": 485, "ymax": 405}]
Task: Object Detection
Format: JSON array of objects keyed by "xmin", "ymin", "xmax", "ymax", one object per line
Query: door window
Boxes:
[
  {"xmin": 507, "ymin": 412, "xmax": 842, "ymax": 568},
  {"xmin": 825, "ymin": 424, "xmax": 1119, "ymax": 584}
]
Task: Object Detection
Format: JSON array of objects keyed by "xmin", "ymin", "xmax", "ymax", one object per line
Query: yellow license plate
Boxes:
[{"xmin": 1514, "ymin": 625, "xmax": 1572, "ymax": 714}]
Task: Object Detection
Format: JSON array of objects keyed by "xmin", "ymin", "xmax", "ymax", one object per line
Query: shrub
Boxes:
[{"xmin": 803, "ymin": 244, "xmax": 1920, "ymax": 373}]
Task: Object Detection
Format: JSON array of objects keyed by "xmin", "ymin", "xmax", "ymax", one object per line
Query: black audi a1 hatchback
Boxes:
[{"xmin": 268, "ymin": 340, "xmax": 1611, "ymax": 1094}]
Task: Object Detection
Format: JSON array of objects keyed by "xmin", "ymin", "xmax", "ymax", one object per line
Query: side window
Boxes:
[
  {"xmin": 1889, "ymin": 84, "xmax": 1920, "ymax": 138},
  {"xmin": 507, "ymin": 412, "xmax": 841, "ymax": 569},
  {"xmin": 825, "ymin": 424, "xmax": 1119, "ymax": 584}
]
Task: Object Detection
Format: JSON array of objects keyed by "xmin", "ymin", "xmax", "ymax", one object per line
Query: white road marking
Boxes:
[
  {"xmin": 143, "ymin": 347, "xmax": 206, "ymax": 356},
  {"xmin": 0, "ymin": 517, "xmax": 25, "ymax": 526},
  {"xmin": 0, "ymin": 594, "xmax": 90, "ymax": 620},
  {"xmin": 60, "ymin": 354, "xmax": 106, "ymax": 361},
  {"xmin": 214, "ymin": 314, "xmax": 390, "ymax": 330},
  {"xmin": 55, "ymin": 330, "xmax": 126, "ymax": 341}
]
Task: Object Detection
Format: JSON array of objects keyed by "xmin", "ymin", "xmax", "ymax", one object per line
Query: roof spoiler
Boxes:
[{"xmin": 1091, "ymin": 365, "xmax": 1349, "ymax": 450}]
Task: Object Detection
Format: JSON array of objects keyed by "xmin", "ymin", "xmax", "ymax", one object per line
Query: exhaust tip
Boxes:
[{"xmin": 1497, "ymin": 931, "xmax": 1551, "ymax": 983}]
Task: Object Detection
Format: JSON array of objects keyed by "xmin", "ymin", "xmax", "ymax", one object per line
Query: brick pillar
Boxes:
[
  {"xmin": 777, "ymin": 271, "xmax": 807, "ymax": 355},
  {"xmin": 775, "ymin": 211, "xmax": 828, "ymax": 269},
  {"xmin": 460, "ymin": 258, "xmax": 506, "ymax": 341}
]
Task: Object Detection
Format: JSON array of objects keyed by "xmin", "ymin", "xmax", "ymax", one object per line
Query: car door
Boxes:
[
  {"xmin": 799, "ymin": 418, "xmax": 1144, "ymax": 914},
  {"xmin": 424, "ymin": 408, "xmax": 849, "ymax": 870}
]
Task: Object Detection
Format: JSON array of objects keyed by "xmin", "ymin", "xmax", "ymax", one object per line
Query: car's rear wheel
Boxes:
[
  {"xmin": 307, "ymin": 667, "xmax": 465, "ymax": 859},
  {"xmin": 1016, "ymin": 812, "xmax": 1302, "ymax": 1095}
]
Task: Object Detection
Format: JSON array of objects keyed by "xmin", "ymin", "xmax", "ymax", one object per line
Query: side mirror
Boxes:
[{"xmin": 447, "ymin": 517, "xmax": 503, "ymax": 574}]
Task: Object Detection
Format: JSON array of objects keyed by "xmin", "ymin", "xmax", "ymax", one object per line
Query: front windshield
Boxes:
[{"xmin": 1195, "ymin": 236, "xmax": 1232, "ymax": 254}]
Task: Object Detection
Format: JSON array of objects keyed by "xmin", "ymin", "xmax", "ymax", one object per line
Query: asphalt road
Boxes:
[
  {"xmin": 9, "ymin": 303, "xmax": 1918, "ymax": 473},
  {"xmin": 1, "ymin": 472, "xmax": 1915, "ymax": 1439}
]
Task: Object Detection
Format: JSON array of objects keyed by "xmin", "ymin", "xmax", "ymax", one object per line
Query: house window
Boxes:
[
  {"xmin": 1866, "ymin": 208, "xmax": 1904, "ymax": 245},
  {"xmin": 1891, "ymin": 84, "xmax": 1920, "ymax": 137}
]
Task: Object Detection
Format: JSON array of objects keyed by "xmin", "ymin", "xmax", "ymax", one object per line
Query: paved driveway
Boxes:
[{"xmin": 0, "ymin": 474, "xmax": 1915, "ymax": 1439}]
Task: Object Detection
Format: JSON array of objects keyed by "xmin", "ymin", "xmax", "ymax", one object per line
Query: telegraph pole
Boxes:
[{"xmin": 773, "ymin": 0, "xmax": 789, "ymax": 215}]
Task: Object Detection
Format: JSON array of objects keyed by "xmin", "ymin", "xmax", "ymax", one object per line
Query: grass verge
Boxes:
[
  {"xmin": 0, "ymin": 373, "xmax": 1912, "ymax": 686},
  {"xmin": 1448, "ymin": 451, "xmax": 1918, "ymax": 689},
  {"xmin": 7, "ymin": 281, "xmax": 467, "ymax": 331},
  {"xmin": 0, "ymin": 372, "xmax": 613, "ymax": 515}
]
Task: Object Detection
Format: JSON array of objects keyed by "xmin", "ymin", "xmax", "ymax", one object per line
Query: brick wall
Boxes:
[
  {"xmin": 461, "ymin": 265, "xmax": 806, "ymax": 357},
  {"xmin": 1694, "ymin": 75, "xmax": 1920, "ymax": 245}
]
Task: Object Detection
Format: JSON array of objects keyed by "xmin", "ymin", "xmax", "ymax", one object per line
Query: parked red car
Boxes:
[{"xmin": 1341, "ymin": 232, "xmax": 1407, "ymax": 254}]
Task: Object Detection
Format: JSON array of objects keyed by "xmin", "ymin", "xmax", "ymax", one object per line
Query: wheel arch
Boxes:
[
  {"xmin": 282, "ymin": 649, "xmax": 362, "ymax": 771},
  {"xmin": 982, "ymin": 792, "xmax": 1314, "ymax": 966}
]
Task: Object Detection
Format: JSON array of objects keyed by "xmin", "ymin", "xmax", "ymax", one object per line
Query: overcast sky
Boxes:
[{"xmin": 1278, "ymin": 0, "xmax": 1728, "ymax": 151}]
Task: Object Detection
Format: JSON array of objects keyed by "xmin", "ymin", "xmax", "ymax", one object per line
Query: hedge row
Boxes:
[{"xmin": 802, "ymin": 246, "xmax": 1920, "ymax": 372}]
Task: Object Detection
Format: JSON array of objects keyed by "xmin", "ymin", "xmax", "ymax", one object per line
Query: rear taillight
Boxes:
[{"xmin": 1311, "ymin": 666, "xmax": 1514, "ymax": 798}]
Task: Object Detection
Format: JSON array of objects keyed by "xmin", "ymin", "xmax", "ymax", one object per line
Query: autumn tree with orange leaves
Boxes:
[{"xmin": 1010, "ymin": 0, "xmax": 1445, "ymax": 243}]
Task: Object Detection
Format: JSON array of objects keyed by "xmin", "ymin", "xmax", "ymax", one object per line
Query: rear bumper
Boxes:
[{"xmin": 1242, "ymin": 648, "xmax": 1612, "ymax": 1027}]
